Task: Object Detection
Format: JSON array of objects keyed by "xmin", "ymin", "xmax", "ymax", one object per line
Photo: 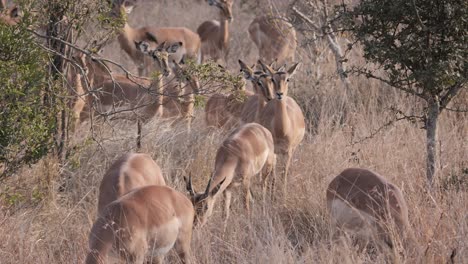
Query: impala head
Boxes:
[
  {"xmin": 256, "ymin": 74, "xmax": 276, "ymax": 101},
  {"xmin": 238, "ymin": 59, "xmax": 262, "ymax": 94},
  {"xmin": 135, "ymin": 39, "xmax": 182, "ymax": 77},
  {"xmin": 185, "ymin": 174, "xmax": 224, "ymax": 226},
  {"xmin": 208, "ymin": 0, "xmax": 233, "ymax": 22},
  {"xmin": 0, "ymin": 4, "xmax": 20, "ymax": 26},
  {"xmin": 259, "ymin": 60, "xmax": 300, "ymax": 100},
  {"xmin": 110, "ymin": 0, "xmax": 136, "ymax": 17}
]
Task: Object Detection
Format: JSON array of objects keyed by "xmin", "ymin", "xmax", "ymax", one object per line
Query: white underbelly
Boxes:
[{"xmin": 147, "ymin": 217, "xmax": 182, "ymax": 257}]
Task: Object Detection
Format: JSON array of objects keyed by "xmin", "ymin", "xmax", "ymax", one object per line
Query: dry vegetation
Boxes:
[{"xmin": 1, "ymin": 0, "xmax": 467, "ymax": 263}]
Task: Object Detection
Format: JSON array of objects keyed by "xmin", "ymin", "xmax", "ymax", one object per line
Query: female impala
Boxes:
[
  {"xmin": 238, "ymin": 59, "xmax": 275, "ymax": 124},
  {"xmin": 326, "ymin": 168, "xmax": 410, "ymax": 249},
  {"xmin": 96, "ymin": 152, "xmax": 166, "ymax": 216},
  {"xmin": 137, "ymin": 40, "xmax": 199, "ymax": 130},
  {"xmin": 86, "ymin": 185, "xmax": 194, "ymax": 264},
  {"xmin": 82, "ymin": 40, "xmax": 182, "ymax": 122},
  {"xmin": 111, "ymin": 0, "xmax": 201, "ymax": 76},
  {"xmin": 197, "ymin": 0, "xmax": 233, "ymax": 64},
  {"xmin": 204, "ymin": 77, "xmax": 251, "ymax": 128},
  {"xmin": 257, "ymin": 60, "xmax": 305, "ymax": 198},
  {"xmin": 186, "ymin": 123, "xmax": 276, "ymax": 229},
  {"xmin": 204, "ymin": 60, "xmax": 272, "ymax": 129},
  {"xmin": 249, "ymin": 15, "xmax": 297, "ymax": 65}
]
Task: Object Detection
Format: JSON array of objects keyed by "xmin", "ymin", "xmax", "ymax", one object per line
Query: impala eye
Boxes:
[{"xmin": 287, "ymin": 78, "xmax": 290, "ymax": 82}]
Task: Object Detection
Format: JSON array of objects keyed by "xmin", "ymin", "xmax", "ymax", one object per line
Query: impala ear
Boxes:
[
  {"xmin": 238, "ymin": 59, "xmax": 254, "ymax": 80},
  {"xmin": 269, "ymin": 58, "xmax": 277, "ymax": 69},
  {"xmin": 167, "ymin": 42, "xmax": 182, "ymax": 53},
  {"xmin": 277, "ymin": 64, "xmax": 286, "ymax": 72},
  {"xmin": 145, "ymin": 32, "xmax": 158, "ymax": 44},
  {"xmin": 287, "ymin": 62, "xmax": 300, "ymax": 78}
]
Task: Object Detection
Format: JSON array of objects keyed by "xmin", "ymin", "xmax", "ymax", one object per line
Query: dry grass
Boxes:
[{"xmin": 1, "ymin": 0, "xmax": 467, "ymax": 263}]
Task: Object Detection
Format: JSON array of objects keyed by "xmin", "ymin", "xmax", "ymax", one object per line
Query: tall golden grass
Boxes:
[{"xmin": 0, "ymin": 0, "xmax": 466, "ymax": 263}]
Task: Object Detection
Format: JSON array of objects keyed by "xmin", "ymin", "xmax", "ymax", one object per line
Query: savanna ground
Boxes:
[{"xmin": 1, "ymin": 0, "xmax": 467, "ymax": 263}]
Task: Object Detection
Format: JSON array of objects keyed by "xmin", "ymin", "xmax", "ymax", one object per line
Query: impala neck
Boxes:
[
  {"xmin": 274, "ymin": 98, "xmax": 290, "ymax": 135},
  {"xmin": 145, "ymin": 76, "xmax": 164, "ymax": 118},
  {"xmin": 120, "ymin": 23, "xmax": 140, "ymax": 58},
  {"xmin": 219, "ymin": 13, "xmax": 229, "ymax": 49},
  {"xmin": 255, "ymin": 95, "xmax": 268, "ymax": 121}
]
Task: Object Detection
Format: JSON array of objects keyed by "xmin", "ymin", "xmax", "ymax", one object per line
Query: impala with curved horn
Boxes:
[
  {"xmin": 186, "ymin": 123, "xmax": 276, "ymax": 229},
  {"xmin": 257, "ymin": 60, "xmax": 305, "ymax": 198},
  {"xmin": 85, "ymin": 185, "xmax": 194, "ymax": 264},
  {"xmin": 326, "ymin": 168, "xmax": 411, "ymax": 249},
  {"xmin": 96, "ymin": 153, "xmax": 166, "ymax": 216}
]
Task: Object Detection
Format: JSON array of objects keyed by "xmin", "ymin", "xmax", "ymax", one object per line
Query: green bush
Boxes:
[{"xmin": 0, "ymin": 21, "xmax": 61, "ymax": 178}]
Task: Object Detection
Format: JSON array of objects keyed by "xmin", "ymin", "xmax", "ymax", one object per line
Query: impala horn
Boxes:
[{"xmin": 186, "ymin": 172, "xmax": 195, "ymax": 196}]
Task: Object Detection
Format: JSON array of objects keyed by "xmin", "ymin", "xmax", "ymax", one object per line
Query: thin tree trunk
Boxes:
[{"xmin": 425, "ymin": 98, "xmax": 439, "ymax": 186}]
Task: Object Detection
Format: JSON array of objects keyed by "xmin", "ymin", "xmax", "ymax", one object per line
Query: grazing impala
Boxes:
[
  {"xmin": 85, "ymin": 185, "xmax": 194, "ymax": 264},
  {"xmin": 111, "ymin": 0, "xmax": 201, "ymax": 76},
  {"xmin": 249, "ymin": 15, "xmax": 297, "ymax": 65},
  {"xmin": 0, "ymin": 1, "xmax": 19, "ymax": 25},
  {"xmin": 197, "ymin": 0, "xmax": 233, "ymax": 64},
  {"xmin": 257, "ymin": 60, "xmax": 305, "ymax": 198},
  {"xmin": 97, "ymin": 153, "xmax": 166, "ymax": 216},
  {"xmin": 186, "ymin": 123, "xmax": 276, "ymax": 228},
  {"xmin": 326, "ymin": 168, "xmax": 410, "ymax": 249}
]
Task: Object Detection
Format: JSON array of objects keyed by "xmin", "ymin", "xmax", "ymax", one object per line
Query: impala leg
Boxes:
[
  {"xmin": 261, "ymin": 155, "xmax": 275, "ymax": 211},
  {"xmin": 223, "ymin": 190, "xmax": 232, "ymax": 232},
  {"xmin": 243, "ymin": 180, "xmax": 252, "ymax": 218},
  {"xmin": 149, "ymin": 256, "xmax": 163, "ymax": 264},
  {"xmin": 283, "ymin": 150, "xmax": 293, "ymax": 199},
  {"xmin": 174, "ymin": 231, "xmax": 192, "ymax": 264}
]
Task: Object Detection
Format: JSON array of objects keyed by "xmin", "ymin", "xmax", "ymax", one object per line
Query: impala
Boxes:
[
  {"xmin": 249, "ymin": 15, "xmax": 297, "ymax": 65},
  {"xmin": 0, "ymin": 1, "xmax": 19, "ymax": 25},
  {"xmin": 68, "ymin": 51, "xmax": 114, "ymax": 128},
  {"xmin": 111, "ymin": 0, "xmax": 201, "ymax": 76},
  {"xmin": 204, "ymin": 78, "xmax": 252, "ymax": 128},
  {"xmin": 197, "ymin": 0, "xmax": 233, "ymax": 64},
  {"xmin": 257, "ymin": 60, "xmax": 305, "ymax": 197},
  {"xmin": 238, "ymin": 59, "xmax": 275, "ymax": 124},
  {"xmin": 186, "ymin": 123, "xmax": 276, "ymax": 228},
  {"xmin": 85, "ymin": 185, "xmax": 194, "ymax": 264},
  {"xmin": 77, "ymin": 40, "xmax": 182, "ymax": 123},
  {"xmin": 137, "ymin": 40, "xmax": 199, "ymax": 130},
  {"xmin": 97, "ymin": 152, "xmax": 166, "ymax": 216},
  {"xmin": 204, "ymin": 60, "xmax": 267, "ymax": 129},
  {"xmin": 326, "ymin": 168, "xmax": 410, "ymax": 249}
]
